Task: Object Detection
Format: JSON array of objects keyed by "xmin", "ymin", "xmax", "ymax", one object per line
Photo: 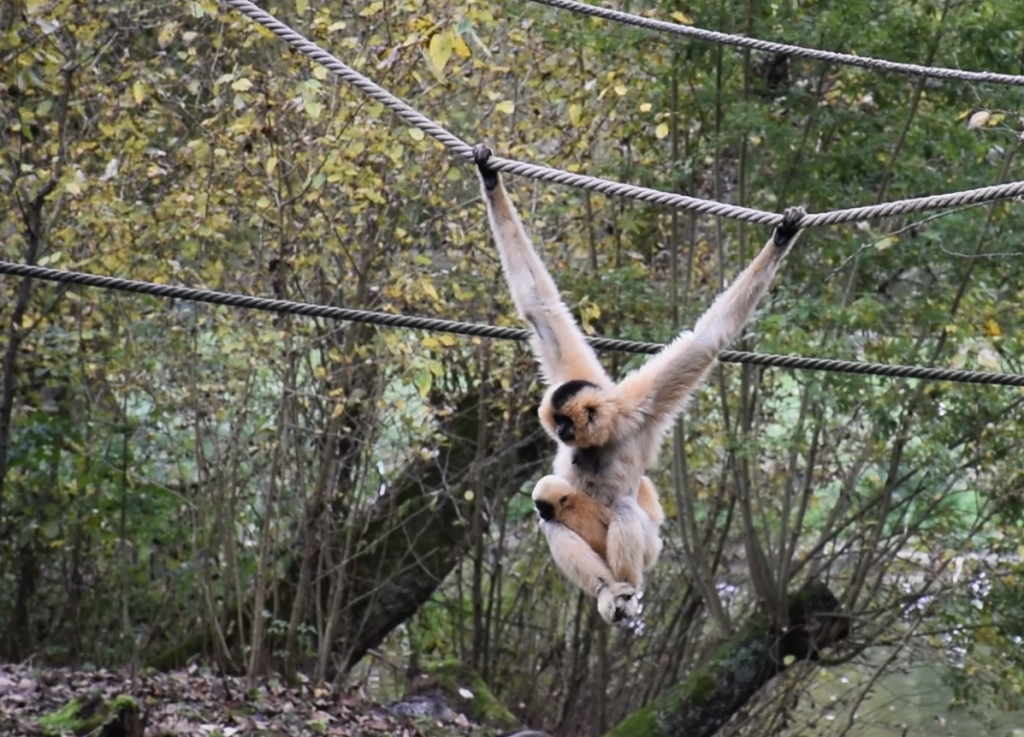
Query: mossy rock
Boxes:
[
  {"xmin": 406, "ymin": 660, "xmax": 521, "ymax": 733},
  {"xmin": 38, "ymin": 693, "xmax": 140, "ymax": 737}
]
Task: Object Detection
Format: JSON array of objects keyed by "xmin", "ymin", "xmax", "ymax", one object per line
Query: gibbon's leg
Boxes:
[
  {"xmin": 618, "ymin": 207, "xmax": 806, "ymax": 431},
  {"xmin": 637, "ymin": 477, "xmax": 665, "ymax": 570},
  {"xmin": 605, "ymin": 495, "xmax": 649, "ymax": 590},
  {"xmin": 538, "ymin": 522, "xmax": 639, "ymax": 623},
  {"xmin": 473, "ymin": 144, "xmax": 609, "ymax": 387},
  {"xmin": 637, "ymin": 476, "xmax": 665, "ymax": 526}
]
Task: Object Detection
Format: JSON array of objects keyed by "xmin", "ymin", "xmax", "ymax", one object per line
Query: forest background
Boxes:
[{"xmin": 2, "ymin": 0, "xmax": 1024, "ymax": 735}]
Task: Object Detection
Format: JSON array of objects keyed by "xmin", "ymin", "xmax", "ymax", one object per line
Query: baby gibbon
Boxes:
[
  {"xmin": 473, "ymin": 144, "xmax": 805, "ymax": 623},
  {"xmin": 532, "ymin": 475, "xmax": 664, "ymax": 570}
]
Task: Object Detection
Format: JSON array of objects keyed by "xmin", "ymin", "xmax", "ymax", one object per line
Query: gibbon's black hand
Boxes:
[
  {"xmin": 473, "ymin": 144, "xmax": 498, "ymax": 191},
  {"xmin": 773, "ymin": 205, "xmax": 807, "ymax": 249}
]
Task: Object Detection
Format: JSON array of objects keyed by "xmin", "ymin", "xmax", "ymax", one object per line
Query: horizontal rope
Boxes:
[
  {"xmin": 524, "ymin": 0, "xmax": 1024, "ymax": 87},
  {"xmin": 3, "ymin": 260, "xmax": 1024, "ymax": 388},
  {"xmin": 223, "ymin": 0, "xmax": 1024, "ymax": 228}
]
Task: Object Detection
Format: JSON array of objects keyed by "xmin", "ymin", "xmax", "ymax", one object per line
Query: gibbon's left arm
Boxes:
[
  {"xmin": 618, "ymin": 207, "xmax": 806, "ymax": 432},
  {"xmin": 473, "ymin": 145, "xmax": 609, "ymax": 388}
]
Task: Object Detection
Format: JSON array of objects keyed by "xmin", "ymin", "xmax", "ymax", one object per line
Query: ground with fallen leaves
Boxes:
[{"xmin": 0, "ymin": 662, "xmax": 513, "ymax": 737}]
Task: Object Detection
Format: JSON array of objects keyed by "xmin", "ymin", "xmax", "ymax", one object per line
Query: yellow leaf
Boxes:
[
  {"xmin": 984, "ymin": 318, "xmax": 1003, "ymax": 337},
  {"xmin": 422, "ymin": 281, "xmax": 440, "ymax": 301},
  {"xmin": 670, "ymin": 10, "xmax": 693, "ymax": 23},
  {"xmin": 614, "ymin": 84, "xmax": 627, "ymax": 96},
  {"xmin": 313, "ymin": 66, "xmax": 328, "ymax": 80},
  {"xmin": 977, "ymin": 348, "xmax": 1001, "ymax": 370},
  {"xmin": 655, "ymin": 123, "xmax": 669, "ymax": 139},
  {"xmin": 639, "ymin": 102, "xmax": 652, "ymax": 113},
  {"xmin": 296, "ymin": 0, "xmax": 308, "ymax": 12},
  {"xmin": 231, "ymin": 78, "xmax": 253, "ymax": 92},
  {"xmin": 452, "ymin": 33, "xmax": 471, "ymax": 59},
  {"xmin": 989, "ymin": 113, "xmax": 1006, "ymax": 127},
  {"xmin": 157, "ymin": 21, "xmax": 178, "ymax": 49},
  {"xmin": 132, "ymin": 81, "xmax": 146, "ymax": 105},
  {"xmin": 874, "ymin": 235, "xmax": 898, "ymax": 251},
  {"xmin": 416, "ymin": 372, "xmax": 432, "ymax": 397},
  {"xmin": 967, "ymin": 110, "xmax": 990, "ymax": 130},
  {"xmin": 331, "ymin": 403, "xmax": 345, "ymax": 418},
  {"xmin": 428, "ymin": 30, "xmax": 454, "ymax": 74},
  {"xmin": 495, "ymin": 100, "xmax": 515, "ymax": 115},
  {"xmin": 408, "ymin": 127, "xmax": 425, "ymax": 141},
  {"xmin": 266, "ymin": 156, "xmax": 278, "ymax": 176},
  {"xmin": 568, "ymin": 103, "xmax": 582, "ymax": 126},
  {"xmin": 358, "ymin": 0, "xmax": 383, "ymax": 16},
  {"xmin": 314, "ymin": 365, "xmax": 327, "ymax": 379},
  {"xmin": 464, "ymin": 490, "xmax": 475, "ymax": 502}
]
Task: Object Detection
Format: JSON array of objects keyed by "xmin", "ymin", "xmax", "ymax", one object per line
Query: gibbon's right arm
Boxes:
[
  {"xmin": 619, "ymin": 207, "xmax": 806, "ymax": 434},
  {"xmin": 473, "ymin": 145, "xmax": 609, "ymax": 388}
]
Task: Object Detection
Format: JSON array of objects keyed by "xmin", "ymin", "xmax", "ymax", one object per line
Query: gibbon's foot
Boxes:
[
  {"xmin": 773, "ymin": 205, "xmax": 807, "ymax": 249},
  {"xmin": 597, "ymin": 581, "xmax": 639, "ymax": 624},
  {"xmin": 472, "ymin": 144, "xmax": 498, "ymax": 191}
]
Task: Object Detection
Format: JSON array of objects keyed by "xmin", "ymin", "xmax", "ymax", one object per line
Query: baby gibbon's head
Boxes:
[
  {"xmin": 532, "ymin": 489, "xmax": 567, "ymax": 523},
  {"xmin": 532, "ymin": 481, "xmax": 582, "ymax": 522},
  {"xmin": 538, "ymin": 379, "xmax": 619, "ymax": 448}
]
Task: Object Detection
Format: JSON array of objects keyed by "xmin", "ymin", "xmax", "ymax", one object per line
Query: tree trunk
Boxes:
[
  {"xmin": 335, "ymin": 389, "xmax": 546, "ymax": 671},
  {"xmin": 146, "ymin": 384, "xmax": 547, "ymax": 675},
  {"xmin": 602, "ymin": 581, "xmax": 849, "ymax": 737}
]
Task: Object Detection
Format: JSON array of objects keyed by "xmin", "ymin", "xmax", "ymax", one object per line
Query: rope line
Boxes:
[
  {"xmin": 524, "ymin": 0, "xmax": 1024, "ymax": 87},
  {"xmin": 223, "ymin": 0, "xmax": 1024, "ymax": 228},
  {"xmin": 3, "ymin": 260, "xmax": 1023, "ymax": 388}
]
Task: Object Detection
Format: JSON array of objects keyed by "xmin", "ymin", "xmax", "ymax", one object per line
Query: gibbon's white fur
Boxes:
[{"xmin": 473, "ymin": 145, "xmax": 805, "ymax": 623}]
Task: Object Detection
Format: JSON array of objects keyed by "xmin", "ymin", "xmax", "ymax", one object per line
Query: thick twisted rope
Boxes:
[
  {"xmin": 223, "ymin": 0, "xmax": 1024, "ymax": 228},
  {"xmin": 3, "ymin": 260, "xmax": 1023, "ymax": 388},
  {"xmin": 524, "ymin": 0, "xmax": 1024, "ymax": 87}
]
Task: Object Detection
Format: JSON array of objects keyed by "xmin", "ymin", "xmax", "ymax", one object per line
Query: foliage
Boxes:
[{"xmin": 1, "ymin": 0, "xmax": 1024, "ymax": 734}]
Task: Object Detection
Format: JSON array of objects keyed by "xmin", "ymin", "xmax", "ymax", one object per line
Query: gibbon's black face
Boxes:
[
  {"xmin": 542, "ymin": 379, "xmax": 615, "ymax": 448},
  {"xmin": 534, "ymin": 494, "xmax": 569, "ymax": 522}
]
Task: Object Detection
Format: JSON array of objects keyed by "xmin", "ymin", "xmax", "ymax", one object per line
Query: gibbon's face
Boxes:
[
  {"xmin": 533, "ymin": 494, "xmax": 566, "ymax": 522},
  {"xmin": 533, "ymin": 483, "xmax": 575, "ymax": 522},
  {"xmin": 539, "ymin": 380, "xmax": 618, "ymax": 448}
]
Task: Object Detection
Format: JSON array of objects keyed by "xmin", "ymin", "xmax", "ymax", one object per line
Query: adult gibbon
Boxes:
[{"xmin": 473, "ymin": 144, "xmax": 806, "ymax": 623}]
